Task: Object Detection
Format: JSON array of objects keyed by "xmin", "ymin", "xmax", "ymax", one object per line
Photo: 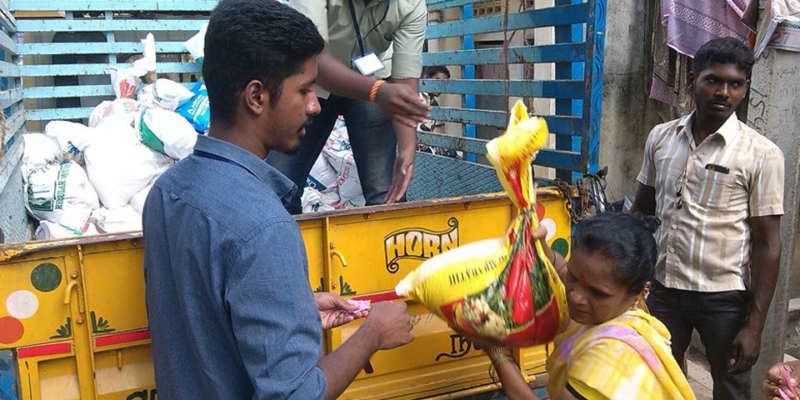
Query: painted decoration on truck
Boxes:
[
  {"xmin": 0, "ymin": 317, "xmax": 23, "ymax": 344},
  {"xmin": 31, "ymin": 263, "xmax": 63, "ymax": 292},
  {"xmin": 384, "ymin": 217, "xmax": 460, "ymax": 274}
]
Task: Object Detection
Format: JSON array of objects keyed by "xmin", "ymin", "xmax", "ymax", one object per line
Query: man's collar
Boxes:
[
  {"xmin": 193, "ymin": 135, "xmax": 297, "ymax": 206},
  {"xmin": 678, "ymin": 110, "xmax": 740, "ymax": 145}
]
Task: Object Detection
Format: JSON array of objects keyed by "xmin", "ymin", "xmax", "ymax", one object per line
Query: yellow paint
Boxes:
[{"xmin": 0, "ymin": 193, "xmax": 572, "ymax": 399}]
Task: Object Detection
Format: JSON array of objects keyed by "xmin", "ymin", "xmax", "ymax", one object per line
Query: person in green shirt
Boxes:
[{"xmin": 267, "ymin": 0, "xmax": 431, "ymax": 214}]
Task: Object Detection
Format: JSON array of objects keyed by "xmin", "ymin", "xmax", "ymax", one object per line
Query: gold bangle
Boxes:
[
  {"xmin": 369, "ymin": 80, "xmax": 386, "ymax": 103},
  {"xmin": 486, "ymin": 346, "xmax": 515, "ymax": 368}
]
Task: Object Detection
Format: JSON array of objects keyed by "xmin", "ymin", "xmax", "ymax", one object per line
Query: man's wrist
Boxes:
[
  {"xmin": 354, "ymin": 320, "xmax": 382, "ymax": 354},
  {"xmin": 744, "ymin": 318, "xmax": 765, "ymax": 334}
]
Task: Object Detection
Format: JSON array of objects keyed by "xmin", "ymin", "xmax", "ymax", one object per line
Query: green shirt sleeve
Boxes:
[
  {"xmin": 390, "ymin": 0, "xmax": 426, "ymax": 79},
  {"xmin": 288, "ymin": 0, "xmax": 330, "ymax": 43}
]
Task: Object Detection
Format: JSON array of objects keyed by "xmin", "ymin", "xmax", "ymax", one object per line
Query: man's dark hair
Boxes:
[
  {"xmin": 693, "ymin": 38, "xmax": 755, "ymax": 78},
  {"xmin": 422, "ymin": 66, "xmax": 451, "ymax": 79},
  {"xmin": 203, "ymin": 0, "xmax": 325, "ymax": 125}
]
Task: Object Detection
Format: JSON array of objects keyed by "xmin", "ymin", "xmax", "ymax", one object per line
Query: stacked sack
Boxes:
[
  {"xmin": 26, "ymin": 28, "xmax": 216, "ymax": 240},
  {"xmin": 301, "ymin": 117, "xmax": 366, "ymax": 213},
  {"xmin": 24, "ymin": 33, "xmax": 206, "ymax": 240}
]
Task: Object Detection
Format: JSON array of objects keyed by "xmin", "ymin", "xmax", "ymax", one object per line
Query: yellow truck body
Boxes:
[{"xmin": 0, "ymin": 191, "xmax": 571, "ymax": 400}]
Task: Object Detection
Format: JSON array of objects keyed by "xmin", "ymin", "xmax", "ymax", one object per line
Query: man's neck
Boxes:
[
  {"xmin": 208, "ymin": 126, "xmax": 270, "ymax": 160},
  {"xmin": 691, "ymin": 111, "xmax": 729, "ymax": 146}
]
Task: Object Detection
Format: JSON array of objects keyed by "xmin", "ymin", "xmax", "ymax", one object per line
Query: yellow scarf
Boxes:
[{"xmin": 546, "ymin": 309, "xmax": 696, "ymax": 400}]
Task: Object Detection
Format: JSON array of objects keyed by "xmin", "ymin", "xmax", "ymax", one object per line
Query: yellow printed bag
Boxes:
[{"xmin": 395, "ymin": 100, "xmax": 569, "ymax": 347}]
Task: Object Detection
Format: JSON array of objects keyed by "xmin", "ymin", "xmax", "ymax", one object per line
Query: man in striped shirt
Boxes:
[{"xmin": 631, "ymin": 38, "xmax": 784, "ymax": 400}]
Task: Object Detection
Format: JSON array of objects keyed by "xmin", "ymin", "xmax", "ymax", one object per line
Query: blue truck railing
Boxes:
[
  {"xmin": 0, "ymin": 4, "xmax": 27, "ymax": 245},
  {"xmin": 0, "ymin": 0, "xmax": 604, "ymax": 237},
  {"xmin": 410, "ymin": 0, "xmax": 605, "ymax": 200}
]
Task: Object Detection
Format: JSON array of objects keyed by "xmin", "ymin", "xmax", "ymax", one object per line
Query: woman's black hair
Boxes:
[{"xmin": 572, "ymin": 212, "xmax": 660, "ymax": 295}]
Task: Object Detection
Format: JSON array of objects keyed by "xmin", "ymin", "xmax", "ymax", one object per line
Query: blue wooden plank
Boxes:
[
  {"xmin": 5, "ymin": 109, "xmax": 25, "ymax": 142},
  {"xmin": 432, "ymin": 107, "xmax": 583, "ymax": 134},
  {"xmin": 26, "ymin": 107, "xmax": 93, "ymax": 121},
  {"xmin": 554, "ymin": 0, "xmax": 584, "ymax": 182},
  {"xmin": 23, "ymin": 82, "xmax": 194, "ymax": 99},
  {"xmin": 418, "ymin": 129, "xmax": 581, "ymax": 171},
  {"xmin": 0, "ymin": 60, "xmax": 19, "ymax": 77},
  {"xmin": 20, "ymin": 61, "xmax": 201, "ymax": 77},
  {"xmin": 582, "ymin": 0, "xmax": 605, "ymax": 174},
  {"xmin": 0, "ymin": 87, "xmax": 22, "ymax": 109},
  {"xmin": 0, "ymin": 7, "xmax": 15, "ymax": 33},
  {"xmin": 16, "ymin": 19, "xmax": 208, "ymax": 33},
  {"xmin": 104, "ymin": 11, "xmax": 118, "ymax": 64},
  {"xmin": 461, "ymin": 3, "xmax": 477, "ymax": 163},
  {"xmin": 535, "ymin": 149, "xmax": 582, "ymax": 171},
  {"xmin": 422, "ymin": 43, "xmax": 586, "ymax": 66},
  {"xmin": 0, "ymin": 349, "xmax": 19, "ymax": 400},
  {"xmin": 0, "ymin": 31, "xmax": 18, "ymax": 55},
  {"xmin": 420, "ymin": 79, "xmax": 584, "ymax": 99},
  {"xmin": 417, "ymin": 131, "xmax": 489, "ymax": 155},
  {"xmin": 426, "ymin": 3, "xmax": 589, "ymax": 39},
  {"xmin": 427, "ymin": 0, "xmax": 481, "ymax": 11},
  {"xmin": 19, "ymin": 40, "xmax": 188, "ymax": 55},
  {"xmin": 10, "ymin": 0, "xmax": 218, "ymax": 12}
]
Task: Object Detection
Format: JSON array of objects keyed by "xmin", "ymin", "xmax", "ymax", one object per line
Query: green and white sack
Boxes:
[
  {"xmin": 25, "ymin": 160, "xmax": 99, "ymax": 231},
  {"xmin": 136, "ymin": 108, "xmax": 198, "ymax": 160}
]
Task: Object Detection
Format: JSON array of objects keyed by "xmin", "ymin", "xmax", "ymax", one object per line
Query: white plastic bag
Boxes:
[
  {"xmin": 84, "ymin": 121, "xmax": 174, "ymax": 208},
  {"xmin": 44, "ymin": 121, "xmax": 96, "ymax": 163},
  {"xmin": 137, "ymin": 79, "xmax": 195, "ymax": 111},
  {"xmin": 25, "ymin": 160, "xmax": 99, "ymax": 230},
  {"xmin": 35, "ymin": 220, "xmax": 99, "ymax": 241},
  {"xmin": 185, "ymin": 24, "xmax": 208, "ymax": 64},
  {"xmin": 129, "ymin": 183, "xmax": 153, "ymax": 215},
  {"xmin": 22, "ymin": 134, "xmax": 60, "ymax": 174},
  {"xmin": 136, "ymin": 108, "xmax": 198, "ymax": 160},
  {"xmin": 110, "ymin": 33, "xmax": 156, "ymax": 99},
  {"xmin": 92, "ymin": 206, "xmax": 142, "ymax": 233},
  {"xmin": 89, "ymin": 99, "xmax": 138, "ymax": 128}
]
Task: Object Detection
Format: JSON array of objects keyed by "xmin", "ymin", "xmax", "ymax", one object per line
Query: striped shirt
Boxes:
[{"xmin": 637, "ymin": 112, "xmax": 784, "ymax": 292}]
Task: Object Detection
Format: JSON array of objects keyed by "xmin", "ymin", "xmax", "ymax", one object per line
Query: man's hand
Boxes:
[
  {"xmin": 315, "ymin": 292, "xmax": 367, "ymax": 330},
  {"xmin": 763, "ymin": 361, "xmax": 800, "ymax": 400},
  {"xmin": 384, "ymin": 148, "xmax": 415, "ymax": 204},
  {"xmin": 375, "ymin": 83, "xmax": 430, "ymax": 128},
  {"xmin": 729, "ymin": 326, "xmax": 762, "ymax": 374},
  {"xmin": 360, "ymin": 301, "xmax": 413, "ymax": 350}
]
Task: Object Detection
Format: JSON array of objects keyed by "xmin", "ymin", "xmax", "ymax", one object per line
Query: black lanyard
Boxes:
[
  {"xmin": 345, "ymin": 0, "xmax": 367, "ymax": 57},
  {"xmin": 345, "ymin": 0, "xmax": 390, "ymax": 58}
]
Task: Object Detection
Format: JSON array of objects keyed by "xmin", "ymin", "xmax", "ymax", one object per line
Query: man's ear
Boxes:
[
  {"xmin": 243, "ymin": 79, "xmax": 269, "ymax": 116},
  {"xmin": 687, "ymin": 70, "xmax": 695, "ymax": 91}
]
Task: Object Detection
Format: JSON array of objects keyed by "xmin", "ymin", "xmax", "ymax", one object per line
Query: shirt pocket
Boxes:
[{"xmin": 690, "ymin": 172, "xmax": 738, "ymax": 211}]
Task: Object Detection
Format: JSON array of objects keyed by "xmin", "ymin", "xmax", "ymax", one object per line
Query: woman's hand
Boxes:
[{"xmin": 763, "ymin": 361, "xmax": 800, "ymax": 400}]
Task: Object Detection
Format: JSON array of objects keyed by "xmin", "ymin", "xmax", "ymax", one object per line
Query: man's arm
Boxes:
[
  {"xmin": 385, "ymin": 78, "xmax": 418, "ymax": 203},
  {"xmin": 630, "ymin": 126, "xmax": 660, "ymax": 216},
  {"xmin": 629, "ymin": 183, "xmax": 656, "ymax": 216},
  {"xmin": 316, "ymin": 51, "xmax": 429, "ymax": 127},
  {"xmin": 228, "ymin": 222, "xmax": 412, "ymax": 399},
  {"xmin": 317, "ymin": 301, "xmax": 412, "ymax": 400},
  {"xmin": 730, "ymin": 215, "xmax": 782, "ymax": 374}
]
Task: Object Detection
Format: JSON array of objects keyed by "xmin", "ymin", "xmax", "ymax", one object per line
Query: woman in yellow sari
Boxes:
[{"xmin": 485, "ymin": 212, "xmax": 696, "ymax": 400}]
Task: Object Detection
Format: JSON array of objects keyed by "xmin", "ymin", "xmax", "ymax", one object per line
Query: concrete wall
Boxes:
[
  {"xmin": 745, "ymin": 47, "xmax": 800, "ymax": 398},
  {"xmin": 596, "ymin": 0, "xmax": 655, "ymax": 200}
]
